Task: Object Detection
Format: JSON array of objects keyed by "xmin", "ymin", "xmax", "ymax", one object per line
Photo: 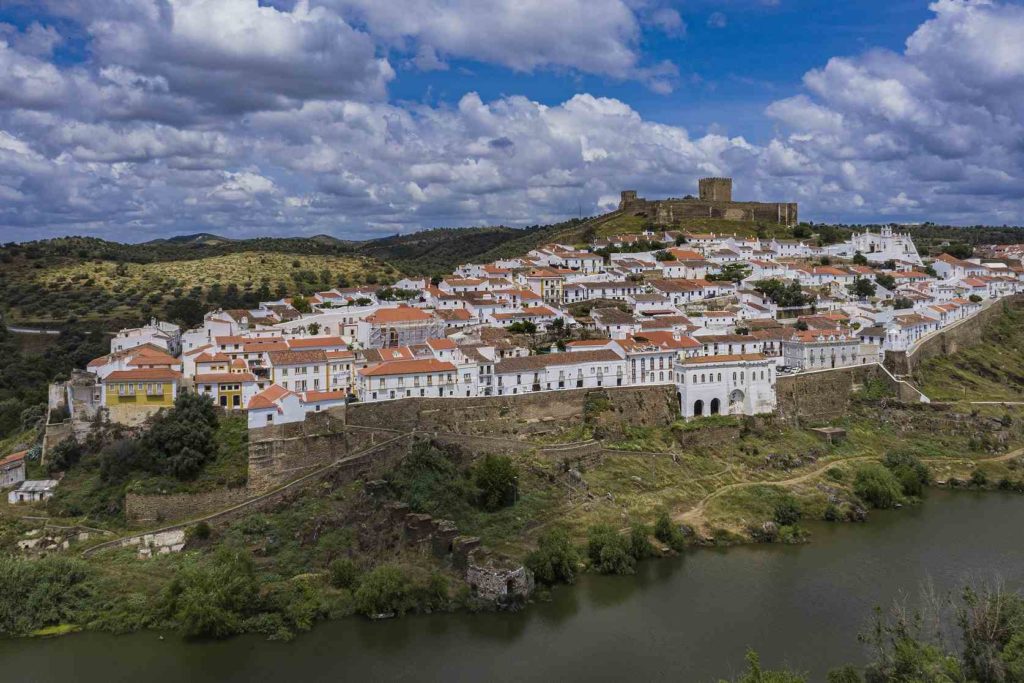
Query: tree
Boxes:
[
  {"xmin": 47, "ymin": 437, "xmax": 82, "ymax": 474},
  {"xmin": 307, "ymin": 322, "xmax": 321, "ymax": 335},
  {"xmin": 291, "ymin": 294, "xmax": 312, "ymax": 314},
  {"xmin": 875, "ymin": 273, "xmax": 896, "ymax": 291},
  {"xmin": 654, "ymin": 250, "xmax": 676, "ymax": 262},
  {"xmin": 854, "ymin": 463, "xmax": 904, "ymax": 509},
  {"xmin": 755, "ymin": 279, "xmax": 810, "ymax": 308},
  {"xmin": 586, "ymin": 523, "xmax": 636, "ymax": 575},
  {"xmin": 893, "ymin": 297, "xmax": 914, "ymax": 310},
  {"xmin": 711, "ymin": 263, "xmax": 753, "ymax": 283},
  {"xmin": 165, "ymin": 297, "xmax": 206, "ymax": 328},
  {"xmin": 525, "ymin": 527, "xmax": 579, "ymax": 585},
  {"xmin": 473, "ymin": 455, "xmax": 518, "ymax": 511},
  {"xmin": 848, "ymin": 277, "xmax": 877, "ymax": 299},
  {"xmin": 354, "ymin": 565, "xmax": 414, "ymax": 617},
  {"xmin": 142, "ymin": 392, "xmax": 218, "ymax": 480},
  {"xmin": 160, "ymin": 551, "xmax": 260, "ymax": 638},
  {"xmin": 507, "ymin": 321, "xmax": 537, "ymax": 335},
  {"xmin": 852, "ymin": 252, "xmax": 868, "ymax": 266},
  {"xmin": 793, "ymin": 225, "xmax": 812, "ymax": 239},
  {"xmin": 654, "ymin": 510, "xmax": 686, "ymax": 551},
  {"xmin": 946, "ymin": 243, "xmax": 973, "ymax": 259}
]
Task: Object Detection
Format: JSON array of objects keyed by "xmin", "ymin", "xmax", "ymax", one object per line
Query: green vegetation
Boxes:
[
  {"xmin": 914, "ymin": 305, "xmax": 1024, "ymax": 401},
  {"xmin": 586, "ymin": 523, "xmax": 638, "ymax": 575},
  {"xmin": 754, "ymin": 279, "xmax": 811, "ymax": 307},
  {"xmin": 0, "ymin": 323, "xmax": 107, "ymax": 442},
  {"xmin": 724, "ymin": 583, "xmax": 1024, "ymax": 683},
  {"xmin": 473, "ymin": 455, "xmax": 519, "ymax": 512},
  {"xmin": 525, "ymin": 527, "xmax": 579, "ymax": 585},
  {"xmin": 0, "ymin": 243, "xmax": 395, "ymax": 327},
  {"xmin": 47, "ymin": 402, "xmax": 248, "ymax": 522},
  {"xmin": 853, "ymin": 463, "xmax": 904, "ymax": 509},
  {"xmin": 0, "ymin": 555, "xmax": 92, "ymax": 636}
]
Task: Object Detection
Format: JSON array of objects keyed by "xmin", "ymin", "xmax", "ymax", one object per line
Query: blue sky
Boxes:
[{"xmin": 0, "ymin": 0, "xmax": 1021, "ymax": 241}]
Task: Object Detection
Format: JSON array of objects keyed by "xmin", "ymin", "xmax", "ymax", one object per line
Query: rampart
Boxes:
[
  {"xmin": 775, "ymin": 364, "xmax": 899, "ymax": 424},
  {"xmin": 620, "ymin": 197, "xmax": 798, "ymax": 227}
]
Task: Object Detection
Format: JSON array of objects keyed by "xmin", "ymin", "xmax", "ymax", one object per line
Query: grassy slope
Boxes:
[
  {"xmin": 914, "ymin": 305, "xmax": 1024, "ymax": 401},
  {"xmin": 546, "ymin": 211, "xmax": 797, "ymax": 246}
]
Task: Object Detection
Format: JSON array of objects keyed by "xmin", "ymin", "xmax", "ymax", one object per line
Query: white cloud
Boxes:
[
  {"xmin": 2, "ymin": 0, "xmax": 1024, "ymax": 239},
  {"xmin": 322, "ymin": 0, "xmax": 672, "ymax": 88}
]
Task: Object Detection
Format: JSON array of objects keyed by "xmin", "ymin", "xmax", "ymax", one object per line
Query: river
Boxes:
[{"xmin": 3, "ymin": 489, "xmax": 1022, "ymax": 682}]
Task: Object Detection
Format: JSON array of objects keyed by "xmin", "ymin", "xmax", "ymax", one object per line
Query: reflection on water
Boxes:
[{"xmin": 4, "ymin": 490, "xmax": 1023, "ymax": 683}]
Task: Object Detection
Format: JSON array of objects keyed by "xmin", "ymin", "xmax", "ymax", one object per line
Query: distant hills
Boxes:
[{"xmin": 4, "ymin": 213, "xmax": 1024, "ymax": 279}]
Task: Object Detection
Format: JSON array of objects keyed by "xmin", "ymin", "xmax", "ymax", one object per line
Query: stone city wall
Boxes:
[
  {"xmin": 775, "ymin": 364, "xmax": 898, "ymax": 424},
  {"xmin": 125, "ymin": 488, "xmax": 251, "ymax": 526}
]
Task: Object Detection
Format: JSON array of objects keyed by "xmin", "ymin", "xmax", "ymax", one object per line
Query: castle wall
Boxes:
[{"xmin": 619, "ymin": 197, "xmax": 798, "ymax": 227}]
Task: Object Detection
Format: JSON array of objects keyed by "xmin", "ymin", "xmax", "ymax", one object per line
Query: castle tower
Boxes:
[
  {"xmin": 619, "ymin": 190, "xmax": 638, "ymax": 210},
  {"xmin": 698, "ymin": 177, "xmax": 732, "ymax": 203}
]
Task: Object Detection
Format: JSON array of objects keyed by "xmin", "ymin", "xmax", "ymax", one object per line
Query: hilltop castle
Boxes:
[{"xmin": 618, "ymin": 177, "xmax": 798, "ymax": 227}]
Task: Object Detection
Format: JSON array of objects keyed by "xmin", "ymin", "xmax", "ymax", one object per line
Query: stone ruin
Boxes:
[{"xmin": 378, "ymin": 488, "xmax": 534, "ymax": 605}]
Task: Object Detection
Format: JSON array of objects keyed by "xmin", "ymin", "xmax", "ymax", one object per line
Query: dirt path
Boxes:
[{"xmin": 676, "ymin": 446, "xmax": 1024, "ymax": 528}]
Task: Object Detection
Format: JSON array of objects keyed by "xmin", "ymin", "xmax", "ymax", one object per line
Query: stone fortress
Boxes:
[{"xmin": 618, "ymin": 177, "xmax": 799, "ymax": 227}]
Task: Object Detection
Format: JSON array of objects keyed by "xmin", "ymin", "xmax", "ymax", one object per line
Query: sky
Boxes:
[{"xmin": 0, "ymin": 0, "xmax": 1022, "ymax": 242}]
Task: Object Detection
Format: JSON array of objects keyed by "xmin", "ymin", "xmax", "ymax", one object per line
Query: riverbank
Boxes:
[
  {"xmin": 5, "ymin": 488, "xmax": 1024, "ymax": 682},
  {"xmin": 4, "ymin": 396, "xmax": 1023, "ymax": 643}
]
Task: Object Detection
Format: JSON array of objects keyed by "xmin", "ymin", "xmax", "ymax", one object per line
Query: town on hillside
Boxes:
[{"xmin": 19, "ymin": 215, "xmax": 1011, "ymax": 466}]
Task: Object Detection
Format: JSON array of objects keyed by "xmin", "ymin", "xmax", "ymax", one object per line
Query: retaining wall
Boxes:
[
  {"xmin": 125, "ymin": 488, "xmax": 251, "ymax": 525},
  {"xmin": 776, "ymin": 364, "xmax": 898, "ymax": 424}
]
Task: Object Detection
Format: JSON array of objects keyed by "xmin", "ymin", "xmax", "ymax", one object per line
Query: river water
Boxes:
[{"xmin": 4, "ymin": 489, "xmax": 1023, "ymax": 682}]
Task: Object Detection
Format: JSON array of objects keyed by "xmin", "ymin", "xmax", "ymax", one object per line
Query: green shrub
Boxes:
[
  {"xmin": 586, "ymin": 523, "xmax": 635, "ymax": 575},
  {"xmin": 188, "ymin": 521, "xmax": 211, "ymax": 541},
  {"xmin": 47, "ymin": 437, "xmax": 83, "ymax": 474},
  {"xmin": 472, "ymin": 454, "xmax": 518, "ymax": 511},
  {"xmin": 525, "ymin": 527, "xmax": 579, "ymax": 585},
  {"xmin": 825, "ymin": 467, "xmax": 846, "ymax": 483},
  {"xmin": 970, "ymin": 469, "xmax": 989, "ymax": 488},
  {"xmin": 159, "ymin": 551, "xmax": 260, "ymax": 639},
  {"xmin": 854, "ymin": 463, "xmax": 904, "ymax": 509},
  {"xmin": 883, "ymin": 452, "xmax": 930, "ymax": 497},
  {"xmin": 654, "ymin": 510, "xmax": 686, "ymax": 551},
  {"xmin": 0, "ymin": 555, "xmax": 93, "ymax": 635},
  {"xmin": 773, "ymin": 497, "xmax": 802, "ymax": 526},
  {"xmin": 261, "ymin": 579, "xmax": 328, "ymax": 636},
  {"xmin": 390, "ymin": 440, "xmax": 473, "ymax": 519},
  {"xmin": 628, "ymin": 522, "xmax": 653, "ymax": 560},
  {"xmin": 353, "ymin": 565, "xmax": 413, "ymax": 617},
  {"xmin": 329, "ymin": 558, "xmax": 359, "ymax": 590}
]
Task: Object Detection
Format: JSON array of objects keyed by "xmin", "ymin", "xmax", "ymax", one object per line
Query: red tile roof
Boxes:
[
  {"xmin": 360, "ymin": 358, "xmax": 456, "ymax": 377},
  {"xmin": 366, "ymin": 307, "xmax": 435, "ymax": 323},
  {"xmin": 0, "ymin": 451, "xmax": 27, "ymax": 467},
  {"xmin": 103, "ymin": 368, "xmax": 182, "ymax": 382}
]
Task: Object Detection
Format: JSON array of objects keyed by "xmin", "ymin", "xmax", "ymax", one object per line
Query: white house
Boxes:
[{"xmin": 674, "ymin": 354, "xmax": 777, "ymax": 418}]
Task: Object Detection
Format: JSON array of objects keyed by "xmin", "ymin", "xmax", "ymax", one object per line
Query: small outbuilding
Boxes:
[
  {"xmin": 0, "ymin": 451, "xmax": 27, "ymax": 488},
  {"xmin": 8, "ymin": 480, "xmax": 59, "ymax": 505}
]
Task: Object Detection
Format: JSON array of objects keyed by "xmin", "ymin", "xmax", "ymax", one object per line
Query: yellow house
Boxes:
[
  {"xmin": 101, "ymin": 368, "xmax": 181, "ymax": 424},
  {"xmin": 195, "ymin": 371, "xmax": 258, "ymax": 409}
]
